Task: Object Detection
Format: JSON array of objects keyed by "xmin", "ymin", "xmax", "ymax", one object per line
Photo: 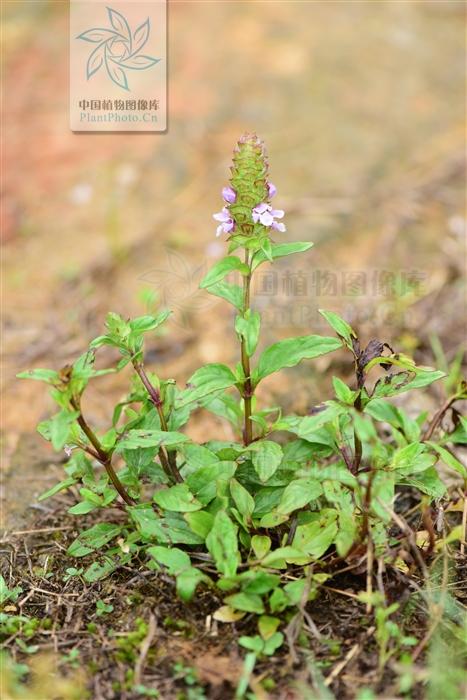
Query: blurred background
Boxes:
[{"xmin": 2, "ymin": 1, "xmax": 465, "ymax": 524}]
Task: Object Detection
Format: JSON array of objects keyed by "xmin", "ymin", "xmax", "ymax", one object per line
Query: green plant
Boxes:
[
  {"xmin": 95, "ymin": 599, "xmax": 114, "ymax": 616},
  {"xmin": 0, "ymin": 613, "xmax": 41, "ymax": 654},
  {"xmin": 172, "ymin": 662, "xmax": 206, "ymax": 700},
  {"xmin": 0, "ymin": 576, "xmax": 22, "ymax": 605},
  {"xmin": 357, "ymin": 592, "xmax": 416, "ymax": 670},
  {"xmin": 18, "ymin": 134, "xmax": 466, "ymax": 674},
  {"xmin": 113, "ymin": 618, "xmax": 149, "ymax": 664}
]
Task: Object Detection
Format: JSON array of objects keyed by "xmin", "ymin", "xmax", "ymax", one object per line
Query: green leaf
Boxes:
[
  {"xmin": 199, "ymin": 256, "xmax": 249, "ymax": 288},
  {"xmin": 401, "ymin": 467, "xmax": 446, "ymax": 499},
  {"xmin": 128, "ymin": 311, "xmax": 171, "ymax": 332},
  {"xmin": 318, "ymin": 310, "xmax": 356, "ymax": 347},
  {"xmin": 178, "ymin": 443, "xmax": 218, "ymax": 472},
  {"xmin": 251, "ymin": 535, "xmax": 271, "ymax": 560},
  {"xmin": 263, "ymin": 632, "xmax": 284, "ymax": 655},
  {"xmin": 269, "ymin": 587, "xmax": 289, "ymax": 613},
  {"xmin": 230, "ymin": 478, "xmax": 255, "ymax": 521},
  {"xmin": 153, "ymin": 483, "xmax": 203, "ymax": 512},
  {"xmin": 38, "ymin": 477, "xmax": 77, "ymax": 501},
  {"xmin": 235, "ymin": 311, "xmax": 261, "ymax": 357},
  {"xmin": 253, "ymin": 487, "xmax": 284, "ymax": 516},
  {"xmin": 89, "ymin": 335, "xmax": 123, "ymax": 350},
  {"xmin": 450, "ymin": 416, "xmax": 467, "ymax": 445},
  {"xmin": 200, "ymin": 393, "xmax": 243, "ymax": 428},
  {"xmin": 246, "ymin": 440, "xmax": 283, "ymax": 482},
  {"xmin": 365, "ymin": 355, "xmax": 445, "ymax": 388},
  {"xmin": 261, "ymin": 546, "xmax": 311, "ymax": 567},
  {"xmin": 147, "ymin": 545, "xmax": 191, "ymax": 573},
  {"xmin": 128, "ymin": 507, "xmax": 162, "ymax": 539},
  {"xmin": 68, "ymin": 500, "xmax": 97, "ymax": 515},
  {"xmin": 390, "ymin": 443, "xmax": 436, "ymax": 474},
  {"xmin": 254, "ymin": 335, "xmax": 341, "ymax": 384},
  {"xmin": 186, "ymin": 462, "xmax": 237, "ymax": 505},
  {"xmin": 259, "ymin": 512, "xmax": 289, "ymax": 528},
  {"xmin": 277, "ymin": 478, "xmax": 323, "ymax": 515},
  {"xmin": 50, "ymin": 409, "xmax": 79, "ymax": 450},
  {"xmin": 251, "ymin": 242, "xmax": 314, "ymax": 271},
  {"xmin": 16, "ymin": 368, "xmax": 59, "ymax": 384},
  {"xmin": 376, "ymin": 368, "xmax": 445, "ymax": 396},
  {"xmin": 242, "ymin": 572, "xmax": 280, "ymax": 594},
  {"xmin": 239, "ymin": 635, "xmax": 264, "ymax": 653},
  {"xmin": 79, "ymin": 488, "xmax": 102, "ymax": 506},
  {"xmin": 84, "ymin": 556, "xmax": 121, "ymax": 583},
  {"xmin": 129, "ymin": 507, "xmax": 204, "ymax": 544},
  {"xmin": 0, "ymin": 575, "xmax": 22, "ymax": 604},
  {"xmin": 67, "ymin": 523, "xmax": 122, "ymax": 557},
  {"xmin": 176, "ymin": 568, "xmax": 208, "ymax": 602},
  {"xmin": 281, "ymin": 403, "xmax": 345, "ymax": 440},
  {"xmin": 371, "ymin": 473, "xmax": 395, "ymax": 522},
  {"xmin": 176, "ymin": 364, "xmax": 237, "ymax": 408},
  {"xmin": 184, "ymin": 510, "xmax": 214, "ymax": 538},
  {"xmin": 203, "ymin": 281, "xmax": 243, "ymax": 311},
  {"xmin": 206, "ymin": 511, "xmax": 239, "ymax": 577},
  {"xmin": 225, "ymin": 592, "xmax": 264, "ymax": 614},
  {"xmin": 102, "ymin": 312, "xmax": 132, "ymax": 345},
  {"xmin": 428, "ymin": 443, "xmax": 466, "ymax": 479},
  {"xmin": 364, "ymin": 399, "xmax": 401, "ymax": 426},
  {"xmin": 293, "ymin": 516, "xmax": 338, "ymax": 558},
  {"xmin": 117, "ymin": 429, "xmax": 190, "ymax": 450},
  {"xmin": 335, "ymin": 511, "xmax": 357, "ymax": 557},
  {"xmin": 332, "ymin": 377, "xmax": 356, "ymax": 405},
  {"xmin": 258, "ymin": 615, "xmax": 280, "ymax": 640},
  {"xmin": 121, "ymin": 446, "xmax": 158, "ymax": 474},
  {"xmin": 96, "ymin": 600, "xmax": 113, "ymax": 616},
  {"xmin": 371, "ymin": 371, "xmax": 414, "ymax": 399},
  {"xmin": 259, "ymin": 237, "xmax": 273, "ymax": 262}
]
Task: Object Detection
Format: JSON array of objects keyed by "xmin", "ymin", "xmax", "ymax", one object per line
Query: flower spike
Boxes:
[{"xmin": 212, "ymin": 133, "xmax": 286, "ymax": 238}]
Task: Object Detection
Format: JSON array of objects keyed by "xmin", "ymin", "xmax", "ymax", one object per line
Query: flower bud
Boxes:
[{"xmin": 222, "ymin": 186, "xmax": 237, "ymax": 204}]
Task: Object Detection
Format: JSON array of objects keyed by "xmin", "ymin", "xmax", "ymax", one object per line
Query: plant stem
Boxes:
[
  {"xmin": 421, "ymin": 394, "xmax": 458, "ymax": 441},
  {"xmin": 133, "ymin": 361, "xmax": 182, "ymax": 483},
  {"xmin": 366, "ymin": 536, "xmax": 374, "ymax": 614},
  {"xmin": 352, "ymin": 391, "xmax": 363, "ymax": 473},
  {"xmin": 70, "ymin": 398, "xmax": 134, "ymax": 506},
  {"xmin": 241, "ymin": 251, "xmax": 253, "ymax": 445}
]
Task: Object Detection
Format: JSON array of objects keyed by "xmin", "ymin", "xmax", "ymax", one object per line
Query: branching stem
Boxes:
[
  {"xmin": 422, "ymin": 394, "xmax": 458, "ymax": 441},
  {"xmin": 70, "ymin": 397, "xmax": 134, "ymax": 506},
  {"xmin": 133, "ymin": 361, "xmax": 182, "ymax": 483}
]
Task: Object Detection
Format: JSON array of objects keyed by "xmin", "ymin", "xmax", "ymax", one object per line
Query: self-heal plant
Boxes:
[{"xmin": 19, "ymin": 134, "xmax": 466, "ymax": 672}]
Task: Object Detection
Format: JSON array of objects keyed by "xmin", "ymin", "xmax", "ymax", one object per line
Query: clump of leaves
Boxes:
[{"xmin": 18, "ymin": 134, "xmax": 466, "ymax": 681}]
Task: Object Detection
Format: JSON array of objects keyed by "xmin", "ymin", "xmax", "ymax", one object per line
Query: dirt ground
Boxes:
[{"xmin": 1, "ymin": 1, "xmax": 466, "ymax": 698}]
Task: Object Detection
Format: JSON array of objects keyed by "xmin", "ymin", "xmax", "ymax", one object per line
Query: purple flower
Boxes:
[
  {"xmin": 222, "ymin": 186, "xmax": 237, "ymax": 204},
  {"xmin": 252, "ymin": 202, "xmax": 286, "ymax": 232},
  {"xmin": 267, "ymin": 182, "xmax": 277, "ymax": 199},
  {"xmin": 213, "ymin": 207, "xmax": 235, "ymax": 237}
]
